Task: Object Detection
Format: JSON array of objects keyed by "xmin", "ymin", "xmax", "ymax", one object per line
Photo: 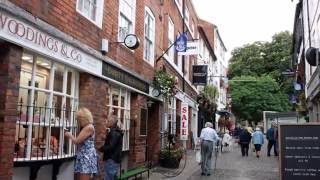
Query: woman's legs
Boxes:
[{"xmin": 77, "ymin": 173, "xmax": 91, "ymax": 180}]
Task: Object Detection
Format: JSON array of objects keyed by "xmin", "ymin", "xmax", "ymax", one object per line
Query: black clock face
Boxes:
[
  {"xmin": 124, "ymin": 34, "xmax": 140, "ymax": 49},
  {"xmin": 152, "ymin": 89, "xmax": 160, "ymax": 97}
]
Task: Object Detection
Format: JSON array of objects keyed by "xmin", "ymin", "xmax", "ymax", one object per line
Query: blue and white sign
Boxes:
[
  {"xmin": 293, "ymin": 82, "xmax": 302, "ymax": 91},
  {"xmin": 175, "ymin": 33, "xmax": 187, "ymax": 52},
  {"xmin": 178, "ymin": 40, "xmax": 200, "ymax": 56}
]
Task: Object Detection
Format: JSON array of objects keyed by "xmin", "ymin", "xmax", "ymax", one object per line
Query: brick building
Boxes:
[{"xmin": 0, "ymin": 0, "xmax": 220, "ymax": 179}]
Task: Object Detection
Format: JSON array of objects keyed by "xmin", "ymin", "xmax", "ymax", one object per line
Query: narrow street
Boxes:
[{"xmin": 150, "ymin": 140, "xmax": 279, "ymax": 180}]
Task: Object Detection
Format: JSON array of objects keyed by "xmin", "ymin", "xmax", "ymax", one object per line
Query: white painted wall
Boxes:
[
  {"xmin": 13, "ymin": 167, "xmax": 30, "ymax": 180},
  {"xmin": 57, "ymin": 161, "xmax": 74, "ymax": 180},
  {"xmin": 36, "ymin": 164, "xmax": 53, "ymax": 180},
  {"xmin": 304, "ymin": 0, "xmax": 320, "ymax": 93},
  {"xmin": 13, "ymin": 160, "xmax": 74, "ymax": 180}
]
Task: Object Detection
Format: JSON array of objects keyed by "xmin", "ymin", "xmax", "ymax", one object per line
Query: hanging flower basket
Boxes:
[{"xmin": 154, "ymin": 70, "xmax": 177, "ymax": 99}]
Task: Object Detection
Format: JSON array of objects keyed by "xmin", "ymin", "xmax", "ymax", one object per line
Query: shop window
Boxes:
[
  {"xmin": 118, "ymin": 0, "xmax": 136, "ymax": 42},
  {"xmin": 76, "ymin": 0, "xmax": 104, "ymax": 28},
  {"xmin": 108, "ymin": 86, "xmax": 131, "ymax": 151},
  {"xmin": 15, "ymin": 52, "xmax": 79, "ymax": 161}
]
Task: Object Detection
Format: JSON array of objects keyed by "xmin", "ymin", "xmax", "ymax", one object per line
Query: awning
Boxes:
[{"xmin": 216, "ymin": 110, "xmax": 231, "ymax": 116}]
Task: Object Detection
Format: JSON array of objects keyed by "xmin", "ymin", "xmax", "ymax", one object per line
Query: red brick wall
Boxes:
[
  {"xmin": 8, "ymin": 0, "xmax": 155, "ymax": 81},
  {"xmin": 128, "ymin": 93, "xmax": 147, "ymax": 168},
  {"xmin": 7, "ymin": 0, "xmax": 199, "ymax": 97},
  {"xmin": 78, "ymin": 73, "xmax": 109, "ymax": 179},
  {"xmin": 0, "ymin": 42, "xmax": 22, "ymax": 180},
  {"xmin": 147, "ymin": 102, "xmax": 161, "ymax": 165}
]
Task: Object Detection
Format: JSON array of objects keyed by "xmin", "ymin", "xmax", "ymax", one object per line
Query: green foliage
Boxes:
[
  {"xmin": 228, "ymin": 31, "xmax": 294, "ymax": 123},
  {"xmin": 230, "ymin": 76, "xmax": 291, "ymax": 123},
  {"xmin": 159, "ymin": 145, "xmax": 183, "ymax": 160},
  {"xmin": 154, "ymin": 71, "xmax": 176, "ymax": 99},
  {"xmin": 201, "ymin": 85, "xmax": 218, "ymax": 104},
  {"xmin": 229, "ymin": 31, "xmax": 293, "ymax": 92},
  {"xmin": 198, "ymin": 85, "xmax": 218, "ymax": 113}
]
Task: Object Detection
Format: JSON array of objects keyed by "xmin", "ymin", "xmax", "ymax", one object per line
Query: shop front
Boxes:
[{"xmin": 0, "ymin": 5, "xmax": 154, "ymax": 180}]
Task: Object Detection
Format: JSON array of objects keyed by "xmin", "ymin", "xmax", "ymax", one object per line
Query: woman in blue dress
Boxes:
[{"xmin": 64, "ymin": 107, "xmax": 98, "ymax": 180}]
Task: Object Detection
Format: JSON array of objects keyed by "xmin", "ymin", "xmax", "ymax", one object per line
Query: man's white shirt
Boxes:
[{"xmin": 200, "ymin": 127, "xmax": 219, "ymax": 142}]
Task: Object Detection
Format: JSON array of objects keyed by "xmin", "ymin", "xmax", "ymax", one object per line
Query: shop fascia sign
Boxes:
[
  {"xmin": 180, "ymin": 103, "xmax": 189, "ymax": 141},
  {"xmin": 0, "ymin": 11, "xmax": 102, "ymax": 76},
  {"xmin": 178, "ymin": 40, "xmax": 199, "ymax": 56}
]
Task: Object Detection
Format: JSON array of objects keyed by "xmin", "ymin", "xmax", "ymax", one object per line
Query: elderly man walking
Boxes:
[{"xmin": 200, "ymin": 122, "xmax": 219, "ymax": 176}]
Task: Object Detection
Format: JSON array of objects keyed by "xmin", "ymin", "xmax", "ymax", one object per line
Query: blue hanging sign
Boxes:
[
  {"xmin": 175, "ymin": 33, "xmax": 187, "ymax": 52},
  {"xmin": 293, "ymin": 82, "xmax": 302, "ymax": 91}
]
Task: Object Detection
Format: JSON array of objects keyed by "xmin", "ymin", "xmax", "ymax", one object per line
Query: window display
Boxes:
[
  {"xmin": 108, "ymin": 86, "xmax": 131, "ymax": 151},
  {"xmin": 15, "ymin": 52, "xmax": 79, "ymax": 161}
]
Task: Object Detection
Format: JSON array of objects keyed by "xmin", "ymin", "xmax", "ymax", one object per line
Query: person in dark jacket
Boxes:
[
  {"xmin": 100, "ymin": 115, "xmax": 123, "ymax": 180},
  {"xmin": 266, "ymin": 123, "xmax": 278, "ymax": 156},
  {"xmin": 239, "ymin": 127, "xmax": 252, "ymax": 156}
]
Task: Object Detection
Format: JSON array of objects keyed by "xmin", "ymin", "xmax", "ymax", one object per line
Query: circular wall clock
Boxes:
[
  {"xmin": 152, "ymin": 89, "xmax": 160, "ymax": 97},
  {"xmin": 124, "ymin": 34, "xmax": 140, "ymax": 50}
]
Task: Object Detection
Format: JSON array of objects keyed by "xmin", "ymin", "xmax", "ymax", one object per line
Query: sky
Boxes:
[{"xmin": 193, "ymin": 0, "xmax": 297, "ymax": 59}]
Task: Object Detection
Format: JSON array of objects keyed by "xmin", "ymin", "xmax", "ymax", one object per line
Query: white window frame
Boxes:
[
  {"xmin": 190, "ymin": 21, "xmax": 195, "ymax": 37},
  {"xmin": 76, "ymin": 0, "xmax": 104, "ymax": 28},
  {"xmin": 15, "ymin": 52, "xmax": 79, "ymax": 161},
  {"xmin": 185, "ymin": 7, "xmax": 190, "ymax": 27},
  {"xmin": 118, "ymin": 0, "xmax": 136, "ymax": 42},
  {"xmin": 185, "ymin": 55, "xmax": 190, "ymax": 80},
  {"xmin": 108, "ymin": 86, "xmax": 131, "ymax": 151},
  {"xmin": 143, "ymin": 7, "xmax": 155, "ymax": 66},
  {"xmin": 168, "ymin": 17, "xmax": 175, "ymax": 62},
  {"xmin": 168, "ymin": 97, "xmax": 177, "ymax": 134},
  {"xmin": 175, "ymin": 0, "xmax": 183, "ymax": 15}
]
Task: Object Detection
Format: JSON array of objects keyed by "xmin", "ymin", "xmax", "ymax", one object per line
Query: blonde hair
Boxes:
[{"xmin": 77, "ymin": 107, "xmax": 93, "ymax": 128}]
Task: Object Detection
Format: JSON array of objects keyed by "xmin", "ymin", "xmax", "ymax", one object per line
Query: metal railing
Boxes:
[{"xmin": 14, "ymin": 102, "xmax": 77, "ymax": 161}]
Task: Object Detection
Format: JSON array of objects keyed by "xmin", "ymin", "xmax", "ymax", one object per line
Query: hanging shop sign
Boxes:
[
  {"xmin": 0, "ymin": 10, "xmax": 102, "ymax": 76},
  {"xmin": 102, "ymin": 62, "xmax": 149, "ymax": 93},
  {"xmin": 180, "ymin": 103, "xmax": 189, "ymax": 141},
  {"xmin": 279, "ymin": 124, "xmax": 320, "ymax": 180},
  {"xmin": 175, "ymin": 33, "xmax": 187, "ymax": 52},
  {"xmin": 178, "ymin": 40, "xmax": 199, "ymax": 55},
  {"xmin": 192, "ymin": 65, "xmax": 208, "ymax": 86}
]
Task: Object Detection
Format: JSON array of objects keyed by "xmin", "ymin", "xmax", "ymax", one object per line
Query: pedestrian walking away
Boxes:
[
  {"xmin": 239, "ymin": 127, "xmax": 252, "ymax": 157},
  {"xmin": 64, "ymin": 107, "xmax": 98, "ymax": 180},
  {"xmin": 199, "ymin": 122, "xmax": 219, "ymax": 176},
  {"xmin": 99, "ymin": 115, "xmax": 123, "ymax": 180},
  {"xmin": 252, "ymin": 127, "xmax": 264, "ymax": 158},
  {"xmin": 267, "ymin": 123, "xmax": 278, "ymax": 156},
  {"xmin": 222, "ymin": 130, "xmax": 232, "ymax": 152}
]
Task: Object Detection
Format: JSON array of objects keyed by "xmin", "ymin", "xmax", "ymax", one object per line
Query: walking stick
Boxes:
[{"xmin": 213, "ymin": 140, "xmax": 219, "ymax": 176}]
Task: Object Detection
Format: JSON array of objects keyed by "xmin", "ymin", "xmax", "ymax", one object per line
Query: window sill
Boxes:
[
  {"xmin": 76, "ymin": 10, "xmax": 102, "ymax": 29},
  {"xmin": 14, "ymin": 155, "xmax": 75, "ymax": 167}
]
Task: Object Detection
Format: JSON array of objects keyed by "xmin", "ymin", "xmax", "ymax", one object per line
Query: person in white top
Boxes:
[
  {"xmin": 200, "ymin": 122, "xmax": 219, "ymax": 176},
  {"xmin": 222, "ymin": 130, "xmax": 232, "ymax": 152}
]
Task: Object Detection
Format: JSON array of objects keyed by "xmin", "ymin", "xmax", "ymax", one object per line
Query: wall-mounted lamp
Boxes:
[
  {"xmin": 146, "ymin": 100, "xmax": 154, "ymax": 108},
  {"xmin": 306, "ymin": 47, "xmax": 320, "ymax": 66}
]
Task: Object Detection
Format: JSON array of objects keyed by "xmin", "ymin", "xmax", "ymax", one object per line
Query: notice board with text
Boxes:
[{"xmin": 280, "ymin": 124, "xmax": 320, "ymax": 180}]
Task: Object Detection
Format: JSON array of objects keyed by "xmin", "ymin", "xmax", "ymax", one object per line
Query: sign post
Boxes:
[
  {"xmin": 279, "ymin": 124, "xmax": 320, "ymax": 180},
  {"xmin": 180, "ymin": 103, "xmax": 189, "ymax": 141}
]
